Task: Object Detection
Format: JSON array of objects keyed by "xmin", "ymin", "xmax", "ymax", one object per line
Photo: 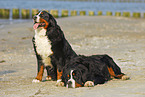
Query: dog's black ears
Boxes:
[{"xmin": 48, "ymin": 13, "xmax": 57, "ymax": 27}]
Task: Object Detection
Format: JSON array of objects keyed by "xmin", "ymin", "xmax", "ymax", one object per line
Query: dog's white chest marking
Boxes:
[{"xmin": 34, "ymin": 28, "xmax": 53, "ymax": 67}]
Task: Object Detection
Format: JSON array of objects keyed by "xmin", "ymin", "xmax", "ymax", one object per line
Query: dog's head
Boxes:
[
  {"xmin": 33, "ymin": 10, "xmax": 57, "ymax": 30},
  {"xmin": 62, "ymin": 64, "xmax": 88, "ymax": 88}
]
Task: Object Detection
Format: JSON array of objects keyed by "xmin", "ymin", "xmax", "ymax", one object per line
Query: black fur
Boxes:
[{"xmin": 32, "ymin": 11, "xmax": 126, "ymax": 85}]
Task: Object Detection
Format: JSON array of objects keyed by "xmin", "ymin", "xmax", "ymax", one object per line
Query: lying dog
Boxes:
[
  {"xmin": 32, "ymin": 10, "xmax": 77, "ymax": 83},
  {"xmin": 61, "ymin": 54, "xmax": 130, "ymax": 88}
]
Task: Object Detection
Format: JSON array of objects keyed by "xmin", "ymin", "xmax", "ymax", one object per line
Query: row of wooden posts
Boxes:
[
  {"xmin": 0, "ymin": 9, "xmax": 144, "ymax": 19},
  {"xmin": 53, "ymin": 0, "xmax": 145, "ymax": 3}
]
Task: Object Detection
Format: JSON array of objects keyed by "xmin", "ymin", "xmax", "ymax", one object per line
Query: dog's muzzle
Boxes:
[
  {"xmin": 33, "ymin": 15, "xmax": 37, "ymax": 21},
  {"xmin": 33, "ymin": 15, "xmax": 39, "ymax": 23},
  {"xmin": 67, "ymin": 81, "xmax": 73, "ymax": 88}
]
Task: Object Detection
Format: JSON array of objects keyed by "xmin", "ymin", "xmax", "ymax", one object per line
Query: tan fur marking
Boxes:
[
  {"xmin": 107, "ymin": 66, "xmax": 125, "ymax": 79},
  {"xmin": 116, "ymin": 74, "xmax": 124, "ymax": 79},
  {"xmin": 75, "ymin": 82, "xmax": 82, "ymax": 87},
  {"xmin": 107, "ymin": 66, "xmax": 116, "ymax": 78},
  {"xmin": 43, "ymin": 56, "xmax": 53, "ymax": 67},
  {"xmin": 57, "ymin": 69, "xmax": 63, "ymax": 80},
  {"xmin": 36, "ymin": 65, "xmax": 44, "ymax": 81},
  {"xmin": 40, "ymin": 18, "xmax": 49, "ymax": 29}
]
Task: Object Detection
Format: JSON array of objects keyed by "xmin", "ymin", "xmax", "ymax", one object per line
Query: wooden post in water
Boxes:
[
  {"xmin": 133, "ymin": 12, "xmax": 141, "ymax": 18},
  {"xmin": 106, "ymin": 11, "xmax": 112, "ymax": 16},
  {"xmin": 132, "ymin": 0, "xmax": 135, "ymax": 3},
  {"xmin": 0, "ymin": 9, "xmax": 5, "ymax": 19},
  {"xmin": 70, "ymin": 10, "xmax": 77, "ymax": 16},
  {"xmin": 115, "ymin": 12, "xmax": 121, "ymax": 16},
  {"xmin": 112, "ymin": 0, "xmax": 116, "ymax": 2},
  {"xmin": 137, "ymin": 0, "xmax": 142, "ymax": 3},
  {"xmin": 79, "ymin": 11, "xmax": 86, "ymax": 16},
  {"xmin": 21, "ymin": 9, "xmax": 30, "ymax": 19},
  {"xmin": 32, "ymin": 9, "xmax": 39, "ymax": 18},
  {"xmin": 119, "ymin": 0, "xmax": 122, "ymax": 2},
  {"xmin": 50, "ymin": 10, "xmax": 59, "ymax": 18},
  {"xmin": 0, "ymin": 9, "xmax": 10, "ymax": 19},
  {"xmin": 98, "ymin": 11, "xmax": 102, "ymax": 16},
  {"xmin": 123, "ymin": 0, "xmax": 126, "ymax": 3},
  {"xmin": 61, "ymin": 10, "xmax": 68, "ymax": 17},
  {"xmin": 104, "ymin": 0, "xmax": 107, "ymax": 2},
  {"xmin": 122, "ymin": 12, "xmax": 130, "ymax": 17},
  {"xmin": 107, "ymin": 0, "xmax": 111, "ymax": 2},
  {"xmin": 12, "ymin": 9, "xmax": 19, "ymax": 19},
  {"xmin": 0, "ymin": 9, "xmax": 3, "ymax": 19},
  {"xmin": 5, "ymin": 9, "xmax": 10, "ymax": 19},
  {"xmin": 127, "ymin": 0, "xmax": 130, "ymax": 3},
  {"xmin": 88, "ymin": 11, "xmax": 95, "ymax": 16}
]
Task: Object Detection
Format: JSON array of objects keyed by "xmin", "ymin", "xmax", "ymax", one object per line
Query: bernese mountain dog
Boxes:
[
  {"xmin": 61, "ymin": 55, "xmax": 130, "ymax": 88},
  {"xmin": 32, "ymin": 10, "xmax": 77, "ymax": 84},
  {"xmin": 32, "ymin": 10, "xmax": 129, "ymax": 88}
]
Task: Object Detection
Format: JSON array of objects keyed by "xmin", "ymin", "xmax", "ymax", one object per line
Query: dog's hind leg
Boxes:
[
  {"xmin": 102, "ymin": 55, "xmax": 130, "ymax": 80},
  {"xmin": 45, "ymin": 65, "xmax": 57, "ymax": 81},
  {"xmin": 44, "ymin": 56, "xmax": 53, "ymax": 81},
  {"xmin": 45, "ymin": 66, "xmax": 52, "ymax": 81}
]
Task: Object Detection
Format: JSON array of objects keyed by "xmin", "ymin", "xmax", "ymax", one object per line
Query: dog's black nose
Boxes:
[
  {"xmin": 33, "ymin": 15, "xmax": 37, "ymax": 20},
  {"xmin": 67, "ymin": 81, "xmax": 73, "ymax": 88}
]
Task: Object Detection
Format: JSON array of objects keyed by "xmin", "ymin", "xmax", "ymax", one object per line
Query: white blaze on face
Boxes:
[
  {"xmin": 36, "ymin": 11, "xmax": 42, "ymax": 22},
  {"xmin": 66, "ymin": 70, "xmax": 76, "ymax": 88}
]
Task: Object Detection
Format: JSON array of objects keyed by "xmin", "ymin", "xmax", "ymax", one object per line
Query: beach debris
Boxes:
[
  {"xmin": 35, "ymin": 89, "xmax": 41, "ymax": 95},
  {"xmin": 8, "ymin": 31, "xmax": 11, "ymax": 34},
  {"xmin": 21, "ymin": 37, "xmax": 31, "ymax": 40},
  {"xmin": 0, "ymin": 60, "xmax": 6, "ymax": 63}
]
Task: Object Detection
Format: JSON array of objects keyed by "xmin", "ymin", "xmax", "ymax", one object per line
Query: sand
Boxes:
[{"xmin": 0, "ymin": 16, "xmax": 145, "ymax": 97}]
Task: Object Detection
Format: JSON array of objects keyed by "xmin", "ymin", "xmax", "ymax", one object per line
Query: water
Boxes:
[{"xmin": 0, "ymin": 0, "xmax": 145, "ymax": 14}]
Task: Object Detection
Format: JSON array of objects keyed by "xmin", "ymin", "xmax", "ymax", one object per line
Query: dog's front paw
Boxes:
[
  {"xmin": 56, "ymin": 79, "xmax": 64, "ymax": 87},
  {"xmin": 122, "ymin": 75, "xmax": 130, "ymax": 80},
  {"xmin": 45, "ymin": 76, "xmax": 52, "ymax": 81},
  {"xmin": 84, "ymin": 81, "xmax": 94, "ymax": 87},
  {"xmin": 32, "ymin": 79, "xmax": 40, "ymax": 83}
]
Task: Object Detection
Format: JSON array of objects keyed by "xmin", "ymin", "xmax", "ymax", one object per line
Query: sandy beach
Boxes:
[{"xmin": 0, "ymin": 16, "xmax": 145, "ymax": 97}]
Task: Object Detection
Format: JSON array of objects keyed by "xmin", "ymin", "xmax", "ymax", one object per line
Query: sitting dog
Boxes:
[
  {"xmin": 61, "ymin": 54, "xmax": 130, "ymax": 88},
  {"xmin": 32, "ymin": 10, "xmax": 77, "ymax": 83}
]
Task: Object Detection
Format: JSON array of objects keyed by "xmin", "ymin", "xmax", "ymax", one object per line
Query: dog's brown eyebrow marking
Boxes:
[
  {"xmin": 67, "ymin": 74, "xmax": 69, "ymax": 77},
  {"xmin": 73, "ymin": 73, "xmax": 75, "ymax": 76}
]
